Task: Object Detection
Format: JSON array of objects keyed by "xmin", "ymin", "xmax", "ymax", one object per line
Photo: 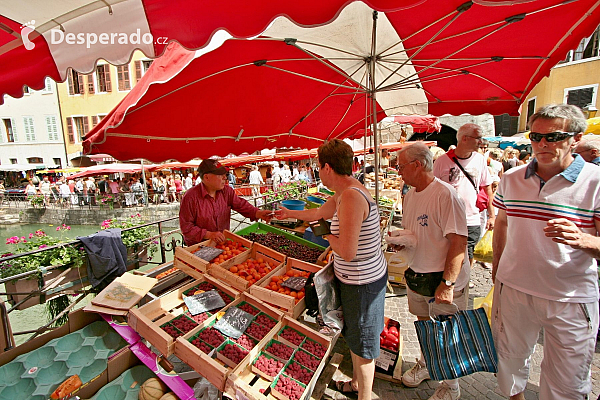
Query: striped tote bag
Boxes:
[{"xmin": 414, "ymin": 306, "xmax": 498, "ymax": 381}]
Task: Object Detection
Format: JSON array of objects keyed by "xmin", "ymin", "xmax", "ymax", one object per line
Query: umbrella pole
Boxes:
[
  {"xmin": 141, "ymin": 160, "xmax": 148, "ymax": 207},
  {"xmin": 369, "ymin": 11, "xmax": 380, "ymax": 204}
]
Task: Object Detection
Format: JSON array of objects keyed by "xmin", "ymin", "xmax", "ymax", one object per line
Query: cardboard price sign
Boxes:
[
  {"xmin": 193, "ymin": 246, "xmax": 223, "ymax": 262},
  {"xmin": 184, "ymin": 290, "xmax": 226, "ymax": 315},
  {"xmin": 281, "ymin": 276, "xmax": 307, "ymax": 291},
  {"xmin": 213, "ymin": 306, "xmax": 253, "ymax": 339}
]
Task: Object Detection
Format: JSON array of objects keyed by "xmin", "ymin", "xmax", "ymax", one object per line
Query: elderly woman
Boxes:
[{"xmin": 275, "ymin": 139, "xmax": 387, "ymax": 400}]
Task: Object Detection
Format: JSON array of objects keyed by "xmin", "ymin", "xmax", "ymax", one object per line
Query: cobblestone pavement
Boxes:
[{"xmin": 324, "ymin": 263, "xmax": 600, "ymax": 400}]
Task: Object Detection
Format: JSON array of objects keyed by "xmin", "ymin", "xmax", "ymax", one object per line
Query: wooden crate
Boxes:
[
  {"xmin": 174, "ymin": 230, "xmax": 252, "ymax": 274},
  {"xmin": 174, "ymin": 293, "xmax": 283, "ymax": 391},
  {"xmin": 208, "ymin": 243, "xmax": 286, "ymax": 292},
  {"xmin": 128, "ymin": 275, "xmax": 239, "ymax": 356},
  {"xmin": 226, "ymin": 316, "xmax": 332, "ymax": 400},
  {"xmin": 249, "ymin": 258, "xmax": 322, "ymax": 319}
]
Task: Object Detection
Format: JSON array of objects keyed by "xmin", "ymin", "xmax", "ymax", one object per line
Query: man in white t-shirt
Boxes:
[
  {"xmin": 492, "ymin": 104, "xmax": 600, "ymax": 400},
  {"xmin": 395, "ymin": 143, "xmax": 469, "ymax": 400},
  {"xmin": 248, "ymin": 165, "xmax": 264, "ymax": 197},
  {"xmin": 433, "ymin": 123, "xmax": 494, "ymax": 273}
]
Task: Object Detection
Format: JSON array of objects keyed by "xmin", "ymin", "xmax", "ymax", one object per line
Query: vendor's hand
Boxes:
[
  {"xmin": 543, "ymin": 218, "xmax": 593, "ymax": 249},
  {"xmin": 434, "ymin": 283, "xmax": 454, "ymax": 304},
  {"xmin": 205, "ymin": 231, "xmax": 225, "ymax": 244},
  {"xmin": 486, "ymin": 216, "xmax": 495, "ymax": 231},
  {"xmin": 273, "ymin": 207, "xmax": 290, "ymax": 220},
  {"xmin": 256, "ymin": 209, "xmax": 274, "ymax": 223}
]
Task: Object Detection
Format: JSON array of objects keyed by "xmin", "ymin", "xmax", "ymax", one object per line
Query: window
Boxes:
[
  {"xmin": 565, "ymin": 85, "xmax": 597, "ymax": 110},
  {"xmin": 96, "ymin": 64, "xmax": 112, "ymax": 92},
  {"xmin": 23, "ymin": 116, "xmax": 35, "ymax": 141},
  {"xmin": 527, "ymin": 97, "xmax": 536, "ymax": 124},
  {"xmin": 45, "ymin": 115, "xmax": 59, "ymax": 141},
  {"xmin": 9, "ymin": 159, "xmax": 17, "ymax": 164},
  {"xmin": 23, "ymin": 86, "xmax": 30, "ymax": 95},
  {"xmin": 66, "ymin": 117, "xmax": 74, "ymax": 143},
  {"xmin": 2, "ymin": 118, "xmax": 16, "ymax": 142},
  {"xmin": 117, "ymin": 65, "xmax": 131, "ymax": 91},
  {"xmin": 53, "ymin": 158, "xmax": 62, "ymax": 168},
  {"xmin": 68, "ymin": 70, "xmax": 84, "ymax": 95},
  {"xmin": 86, "ymin": 74, "xmax": 95, "ymax": 94},
  {"xmin": 27, "ymin": 157, "xmax": 43, "ymax": 164},
  {"xmin": 493, "ymin": 114, "xmax": 518, "ymax": 136},
  {"xmin": 41, "ymin": 77, "xmax": 53, "ymax": 94},
  {"xmin": 72, "ymin": 116, "xmax": 89, "ymax": 141},
  {"xmin": 134, "ymin": 60, "xmax": 153, "ymax": 83},
  {"xmin": 559, "ymin": 25, "xmax": 600, "ymax": 64}
]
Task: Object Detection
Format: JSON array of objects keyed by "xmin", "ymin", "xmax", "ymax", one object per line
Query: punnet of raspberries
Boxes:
[
  {"xmin": 185, "ymin": 310, "xmax": 211, "ymax": 324},
  {"xmin": 161, "ymin": 324, "xmax": 182, "ymax": 339},
  {"xmin": 191, "ymin": 338, "xmax": 213, "ymax": 354},
  {"xmin": 235, "ymin": 334, "xmax": 257, "ymax": 350},
  {"xmin": 273, "ymin": 376, "xmax": 305, "ymax": 400},
  {"xmin": 170, "ymin": 315, "xmax": 198, "ymax": 334},
  {"xmin": 199, "ymin": 327, "xmax": 225, "ymax": 348},
  {"xmin": 284, "ymin": 361, "xmax": 314, "ymax": 385},
  {"xmin": 265, "ymin": 341, "xmax": 294, "ymax": 360},
  {"xmin": 254, "ymin": 354, "xmax": 284, "ymax": 377},
  {"xmin": 238, "ymin": 302, "xmax": 260, "ymax": 315},
  {"xmin": 219, "ymin": 343, "xmax": 249, "ymax": 364},
  {"xmin": 280, "ymin": 327, "xmax": 305, "ymax": 346},
  {"xmin": 255, "ymin": 313, "xmax": 277, "ymax": 329},
  {"xmin": 246, "ymin": 322, "xmax": 270, "ymax": 340},
  {"xmin": 294, "ymin": 349, "xmax": 320, "ymax": 371},
  {"xmin": 301, "ymin": 339, "xmax": 326, "ymax": 358}
]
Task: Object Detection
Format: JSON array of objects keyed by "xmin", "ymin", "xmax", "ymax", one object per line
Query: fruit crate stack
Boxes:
[{"xmin": 227, "ymin": 316, "xmax": 332, "ymax": 400}]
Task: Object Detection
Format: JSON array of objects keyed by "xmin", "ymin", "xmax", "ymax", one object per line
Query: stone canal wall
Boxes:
[{"xmin": 16, "ymin": 205, "xmax": 180, "ymax": 227}]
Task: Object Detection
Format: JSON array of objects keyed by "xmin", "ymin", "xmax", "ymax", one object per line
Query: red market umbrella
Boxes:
[
  {"xmin": 83, "ymin": 0, "xmax": 600, "ymax": 163},
  {"xmin": 388, "ymin": 115, "xmax": 442, "ymax": 133}
]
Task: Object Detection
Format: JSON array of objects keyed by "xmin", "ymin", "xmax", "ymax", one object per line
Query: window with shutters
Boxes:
[
  {"xmin": 68, "ymin": 70, "xmax": 84, "ymax": 95},
  {"xmin": 86, "ymin": 74, "xmax": 95, "ymax": 94},
  {"xmin": 2, "ymin": 119, "xmax": 15, "ymax": 142},
  {"xmin": 558, "ymin": 25, "xmax": 600, "ymax": 64},
  {"xmin": 91, "ymin": 115, "xmax": 99, "ymax": 128},
  {"xmin": 67, "ymin": 117, "xmax": 74, "ymax": 143},
  {"xmin": 96, "ymin": 64, "xmax": 112, "ymax": 92},
  {"xmin": 46, "ymin": 116, "xmax": 59, "ymax": 141},
  {"xmin": 41, "ymin": 77, "xmax": 53, "ymax": 94},
  {"xmin": 27, "ymin": 157, "xmax": 43, "ymax": 164},
  {"xmin": 564, "ymin": 84, "xmax": 598, "ymax": 110},
  {"xmin": 117, "ymin": 65, "xmax": 131, "ymax": 91},
  {"xmin": 73, "ymin": 116, "xmax": 89, "ymax": 142},
  {"xmin": 23, "ymin": 116, "xmax": 35, "ymax": 141},
  {"xmin": 53, "ymin": 158, "xmax": 62, "ymax": 168},
  {"xmin": 493, "ymin": 114, "xmax": 519, "ymax": 136}
]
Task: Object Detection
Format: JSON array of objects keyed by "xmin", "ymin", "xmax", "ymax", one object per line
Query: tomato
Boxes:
[{"xmin": 388, "ymin": 326, "xmax": 399, "ymax": 338}]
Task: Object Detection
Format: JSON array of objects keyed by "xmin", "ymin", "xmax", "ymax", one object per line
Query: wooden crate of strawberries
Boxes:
[
  {"xmin": 226, "ymin": 316, "xmax": 332, "ymax": 400},
  {"xmin": 208, "ymin": 243, "xmax": 286, "ymax": 292},
  {"xmin": 249, "ymin": 258, "xmax": 322, "ymax": 318},
  {"xmin": 174, "ymin": 293, "xmax": 283, "ymax": 391},
  {"xmin": 174, "ymin": 230, "xmax": 252, "ymax": 274},
  {"xmin": 128, "ymin": 274, "xmax": 239, "ymax": 356}
]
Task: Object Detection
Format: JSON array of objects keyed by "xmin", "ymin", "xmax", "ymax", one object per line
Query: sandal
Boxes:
[{"xmin": 333, "ymin": 380, "xmax": 358, "ymax": 395}]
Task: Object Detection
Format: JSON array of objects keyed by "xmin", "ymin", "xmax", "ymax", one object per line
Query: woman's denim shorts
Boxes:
[{"xmin": 339, "ymin": 273, "xmax": 387, "ymax": 359}]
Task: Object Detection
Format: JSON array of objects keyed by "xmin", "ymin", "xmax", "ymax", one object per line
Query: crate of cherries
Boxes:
[
  {"xmin": 252, "ymin": 353, "xmax": 285, "ymax": 381},
  {"xmin": 271, "ymin": 375, "xmax": 306, "ymax": 400},
  {"xmin": 217, "ymin": 341, "xmax": 250, "ymax": 367}
]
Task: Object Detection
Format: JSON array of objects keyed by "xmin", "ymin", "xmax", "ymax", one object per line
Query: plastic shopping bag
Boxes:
[
  {"xmin": 473, "ymin": 286, "xmax": 494, "ymax": 324},
  {"xmin": 473, "ymin": 230, "xmax": 493, "ymax": 263}
]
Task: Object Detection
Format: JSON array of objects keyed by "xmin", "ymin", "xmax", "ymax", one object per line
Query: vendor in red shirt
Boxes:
[{"xmin": 180, "ymin": 159, "xmax": 273, "ymax": 245}]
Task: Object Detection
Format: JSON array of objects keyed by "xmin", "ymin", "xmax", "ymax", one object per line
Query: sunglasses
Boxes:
[{"xmin": 529, "ymin": 131, "xmax": 575, "ymax": 143}]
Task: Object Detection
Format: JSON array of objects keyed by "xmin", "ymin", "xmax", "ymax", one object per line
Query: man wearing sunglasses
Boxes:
[{"xmin": 491, "ymin": 104, "xmax": 600, "ymax": 400}]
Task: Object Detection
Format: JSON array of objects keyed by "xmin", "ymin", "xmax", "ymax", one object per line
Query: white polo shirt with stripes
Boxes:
[{"xmin": 493, "ymin": 155, "xmax": 600, "ymax": 303}]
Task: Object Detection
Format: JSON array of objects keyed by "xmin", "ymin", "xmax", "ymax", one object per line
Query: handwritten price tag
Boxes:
[
  {"xmin": 184, "ymin": 290, "xmax": 226, "ymax": 315},
  {"xmin": 213, "ymin": 306, "xmax": 253, "ymax": 339}
]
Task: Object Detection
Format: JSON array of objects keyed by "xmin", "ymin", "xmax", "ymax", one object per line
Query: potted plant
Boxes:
[
  {"xmin": 28, "ymin": 194, "xmax": 45, "ymax": 208},
  {"xmin": 99, "ymin": 193, "xmax": 115, "ymax": 210},
  {"xmin": 100, "ymin": 213, "xmax": 159, "ymax": 267},
  {"xmin": 1, "ymin": 225, "xmax": 87, "ymax": 310}
]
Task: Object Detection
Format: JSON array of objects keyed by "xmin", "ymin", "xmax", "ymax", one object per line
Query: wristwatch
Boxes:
[{"xmin": 444, "ymin": 279, "xmax": 455, "ymax": 287}]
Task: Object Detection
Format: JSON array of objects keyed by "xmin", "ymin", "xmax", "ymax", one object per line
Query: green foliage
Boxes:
[
  {"xmin": 101, "ymin": 213, "xmax": 158, "ymax": 258},
  {"xmin": 263, "ymin": 181, "xmax": 309, "ymax": 209},
  {"xmin": 28, "ymin": 194, "xmax": 45, "ymax": 207},
  {"xmin": 1, "ymin": 226, "xmax": 85, "ymax": 280}
]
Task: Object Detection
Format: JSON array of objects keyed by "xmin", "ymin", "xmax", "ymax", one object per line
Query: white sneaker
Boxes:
[
  {"xmin": 428, "ymin": 382, "xmax": 460, "ymax": 400},
  {"xmin": 402, "ymin": 359, "xmax": 430, "ymax": 387}
]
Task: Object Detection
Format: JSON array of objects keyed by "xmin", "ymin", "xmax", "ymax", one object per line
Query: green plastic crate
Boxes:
[{"xmin": 235, "ymin": 222, "xmax": 326, "ymax": 251}]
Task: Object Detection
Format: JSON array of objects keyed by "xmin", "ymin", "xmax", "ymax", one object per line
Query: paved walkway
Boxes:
[{"xmin": 324, "ymin": 263, "xmax": 600, "ymax": 400}]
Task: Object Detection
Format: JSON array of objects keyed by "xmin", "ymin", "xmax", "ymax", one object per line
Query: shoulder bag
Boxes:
[{"xmin": 449, "ymin": 152, "xmax": 488, "ymax": 212}]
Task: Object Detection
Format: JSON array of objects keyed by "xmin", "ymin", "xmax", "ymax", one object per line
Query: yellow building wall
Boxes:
[
  {"xmin": 519, "ymin": 58, "xmax": 600, "ymax": 131},
  {"xmin": 57, "ymin": 51, "xmax": 150, "ymax": 160}
]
